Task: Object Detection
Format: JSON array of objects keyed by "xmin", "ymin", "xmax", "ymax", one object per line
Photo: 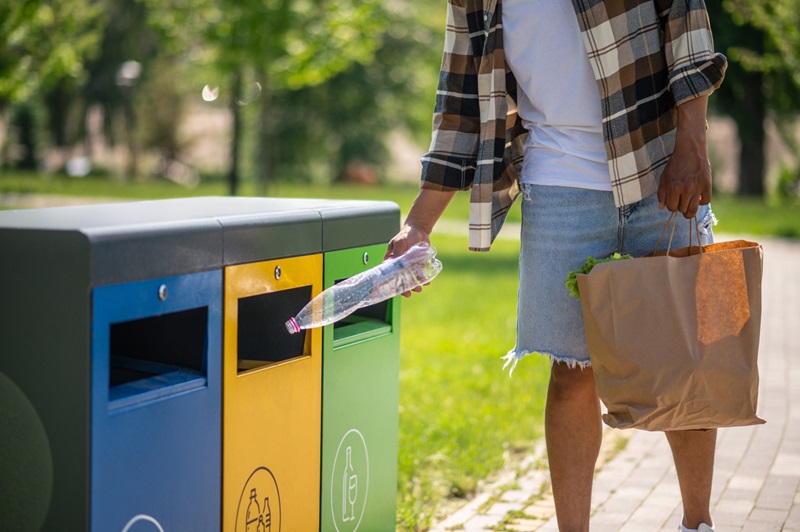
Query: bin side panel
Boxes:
[
  {"xmin": 90, "ymin": 270, "xmax": 222, "ymax": 532},
  {"xmin": 224, "ymin": 255, "xmax": 323, "ymax": 532},
  {"xmin": 321, "ymin": 244, "xmax": 400, "ymax": 531},
  {"xmin": 0, "ymin": 229, "xmax": 91, "ymax": 530}
]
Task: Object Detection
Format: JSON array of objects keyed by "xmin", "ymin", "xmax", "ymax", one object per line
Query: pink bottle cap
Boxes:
[{"xmin": 285, "ymin": 317, "xmax": 300, "ymax": 334}]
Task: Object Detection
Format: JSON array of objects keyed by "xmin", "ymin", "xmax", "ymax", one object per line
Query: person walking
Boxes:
[{"xmin": 385, "ymin": 1, "xmax": 726, "ymax": 531}]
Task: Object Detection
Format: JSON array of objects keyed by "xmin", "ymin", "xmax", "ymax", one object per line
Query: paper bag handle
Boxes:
[{"xmin": 654, "ymin": 211, "xmax": 703, "ymax": 256}]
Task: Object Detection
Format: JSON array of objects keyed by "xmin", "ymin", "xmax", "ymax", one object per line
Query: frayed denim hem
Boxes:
[
  {"xmin": 501, "ymin": 348, "xmax": 592, "ymax": 377},
  {"xmin": 698, "ymin": 208, "xmax": 718, "ymax": 238}
]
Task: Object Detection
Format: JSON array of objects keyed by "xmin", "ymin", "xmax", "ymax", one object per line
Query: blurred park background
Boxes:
[{"xmin": 1, "ymin": 1, "xmax": 799, "ymax": 530}]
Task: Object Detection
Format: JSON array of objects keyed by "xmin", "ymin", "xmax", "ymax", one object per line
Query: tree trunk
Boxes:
[
  {"xmin": 731, "ymin": 71, "xmax": 766, "ymax": 196},
  {"xmin": 228, "ymin": 71, "xmax": 243, "ymax": 196},
  {"xmin": 123, "ymin": 100, "xmax": 138, "ymax": 180},
  {"xmin": 13, "ymin": 105, "xmax": 38, "ymax": 170},
  {"xmin": 257, "ymin": 71, "xmax": 271, "ymax": 196}
]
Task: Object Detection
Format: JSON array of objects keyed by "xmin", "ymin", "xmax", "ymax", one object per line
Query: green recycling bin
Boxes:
[{"xmin": 320, "ymin": 243, "xmax": 400, "ymax": 531}]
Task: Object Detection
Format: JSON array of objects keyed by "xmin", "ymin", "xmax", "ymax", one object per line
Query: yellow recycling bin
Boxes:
[{"xmin": 223, "ymin": 254, "xmax": 322, "ymax": 531}]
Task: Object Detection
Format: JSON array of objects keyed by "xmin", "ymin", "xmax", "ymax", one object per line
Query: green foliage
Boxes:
[
  {"xmin": 711, "ymin": 0, "xmax": 800, "ymax": 115},
  {"xmin": 256, "ymin": 4, "xmax": 444, "ymax": 182},
  {"xmin": 146, "ymin": 0, "xmax": 388, "ymax": 90},
  {"xmin": 143, "ymin": 0, "xmax": 401, "ymax": 188},
  {"xmin": 0, "ymin": 0, "xmax": 103, "ymax": 104},
  {"xmin": 775, "ymin": 164, "xmax": 800, "ymax": 201},
  {"xmin": 708, "ymin": 0, "xmax": 800, "ymax": 195},
  {"xmin": 564, "ymin": 253, "xmax": 632, "ymax": 299},
  {"xmin": 724, "ymin": 0, "xmax": 800, "ymax": 102}
]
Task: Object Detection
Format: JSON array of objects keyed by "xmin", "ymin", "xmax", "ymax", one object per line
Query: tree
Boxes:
[
  {"xmin": 146, "ymin": 0, "xmax": 390, "ymax": 194},
  {"xmin": 0, "ymin": 0, "xmax": 102, "ymax": 168},
  {"xmin": 0, "ymin": 0, "xmax": 102, "ymax": 105},
  {"xmin": 708, "ymin": 0, "xmax": 800, "ymax": 196},
  {"xmin": 81, "ymin": 0, "xmax": 160, "ymax": 178},
  {"xmin": 259, "ymin": 3, "xmax": 445, "ymax": 184}
]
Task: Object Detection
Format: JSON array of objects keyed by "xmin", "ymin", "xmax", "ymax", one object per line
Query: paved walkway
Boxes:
[{"xmin": 431, "ymin": 236, "xmax": 800, "ymax": 531}]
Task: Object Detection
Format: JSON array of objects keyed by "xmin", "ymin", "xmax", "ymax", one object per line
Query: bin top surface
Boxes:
[
  {"xmin": 0, "ymin": 197, "xmax": 398, "ymax": 234},
  {"xmin": 0, "ymin": 197, "xmax": 399, "ymax": 284}
]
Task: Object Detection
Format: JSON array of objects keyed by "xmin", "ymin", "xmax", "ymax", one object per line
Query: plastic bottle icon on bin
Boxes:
[
  {"xmin": 246, "ymin": 489, "xmax": 260, "ymax": 532},
  {"xmin": 245, "ymin": 488, "xmax": 272, "ymax": 532}
]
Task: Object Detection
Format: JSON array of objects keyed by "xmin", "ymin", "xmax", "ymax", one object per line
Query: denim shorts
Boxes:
[{"xmin": 502, "ymin": 184, "xmax": 716, "ymax": 375}]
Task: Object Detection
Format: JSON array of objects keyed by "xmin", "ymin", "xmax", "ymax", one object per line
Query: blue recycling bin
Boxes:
[{"xmin": 90, "ymin": 270, "xmax": 222, "ymax": 531}]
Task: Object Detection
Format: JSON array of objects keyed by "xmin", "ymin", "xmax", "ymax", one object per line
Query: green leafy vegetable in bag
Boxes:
[{"xmin": 565, "ymin": 253, "xmax": 632, "ymax": 299}]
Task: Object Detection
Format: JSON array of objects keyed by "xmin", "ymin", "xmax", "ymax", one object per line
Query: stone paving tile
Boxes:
[
  {"xmin": 463, "ymin": 513, "xmax": 502, "ymax": 530},
  {"xmin": 744, "ymin": 507, "xmax": 789, "ymax": 528},
  {"xmin": 430, "ymin": 238, "xmax": 799, "ymax": 532},
  {"xmin": 786, "ymin": 505, "xmax": 800, "ymax": 529}
]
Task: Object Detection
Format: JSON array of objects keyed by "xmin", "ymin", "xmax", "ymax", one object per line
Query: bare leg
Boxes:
[
  {"xmin": 545, "ymin": 362, "xmax": 602, "ymax": 532},
  {"xmin": 666, "ymin": 429, "xmax": 716, "ymax": 529}
]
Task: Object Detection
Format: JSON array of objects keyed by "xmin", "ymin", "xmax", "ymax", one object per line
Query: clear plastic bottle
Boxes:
[{"xmin": 286, "ymin": 242, "xmax": 442, "ymax": 334}]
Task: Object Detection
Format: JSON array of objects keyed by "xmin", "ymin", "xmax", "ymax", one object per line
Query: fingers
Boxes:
[
  {"xmin": 663, "ymin": 189, "xmax": 700, "ymax": 219},
  {"xmin": 401, "ymin": 286, "xmax": 423, "ymax": 298},
  {"xmin": 684, "ymin": 195, "xmax": 701, "ymax": 219},
  {"xmin": 699, "ymin": 183, "xmax": 712, "ymax": 206},
  {"xmin": 384, "ymin": 237, "xmax": 411, "ymax": 260},
  {"xmin": 658, "ymin": 170, "xmax": 709, "ymax": 219},
  {"xmin": 384, "ymin": 224, "xmax": 431, "ymax": 260}
]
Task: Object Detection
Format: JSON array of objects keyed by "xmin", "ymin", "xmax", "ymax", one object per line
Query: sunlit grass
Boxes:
[{"xmin": 396, "ymin": 233, "xmax": 549, "ymax": 530}]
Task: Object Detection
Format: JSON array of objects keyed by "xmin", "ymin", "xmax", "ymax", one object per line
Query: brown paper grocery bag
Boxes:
[{"xmin": 576, "ymin": 239, "xmax": 765, "ymax": 431}]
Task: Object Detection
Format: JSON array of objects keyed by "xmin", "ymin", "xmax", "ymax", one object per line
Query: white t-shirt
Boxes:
[{"xmin": 502, "ymin": 0, "xmax": 611, "ymax": 190}]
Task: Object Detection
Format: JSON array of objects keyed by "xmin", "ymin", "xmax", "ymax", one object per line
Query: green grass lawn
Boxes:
[
  {"xmin": 396, "ymin": 233, "xmax": 549, "ymax": 530},
  {"xmin": 1, "ymin": 171, "xmax": 797, "ymax": 529}
]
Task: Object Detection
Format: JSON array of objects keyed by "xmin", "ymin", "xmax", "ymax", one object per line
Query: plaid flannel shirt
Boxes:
[{"xmin": 421, "ymin": 0, "xmax": 727, "ymax": 251}]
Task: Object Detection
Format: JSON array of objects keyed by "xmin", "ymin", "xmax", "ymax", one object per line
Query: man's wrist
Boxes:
[
  {"xmin": 675, "ymin": 96, "xmax": 709, "ymax": 136},
  {"xmin": 402, "ymin": 220, "xmax": 433, "ymax": 236}
]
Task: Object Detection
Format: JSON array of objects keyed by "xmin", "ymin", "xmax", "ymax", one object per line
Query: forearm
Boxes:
[
  {"xmin": 403, "ymin": 188, "xmax": 457, "ymax": 235},
  {"xmin": 384, "ymin": 187, "xmax": 456, "ymax": 264},
  {"xmin": 658, "ymin": 95, "xmax": 713, "ymax": 216},
  {"xmin": 676, "ymin": 95, "xmax": 709, "ymax": 138}
]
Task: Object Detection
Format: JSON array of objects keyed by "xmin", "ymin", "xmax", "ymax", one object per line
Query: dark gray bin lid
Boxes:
[
  {"xmin": 0, "ymin": 196, "xmax": 400, "ymax": 284},
  {"xmin": 0, "ymin": 199, "xmax": 226, "ymax": 285},
  {"xmin": 215, "ymin": 197, "xmax": 400, "ymax": 260}
]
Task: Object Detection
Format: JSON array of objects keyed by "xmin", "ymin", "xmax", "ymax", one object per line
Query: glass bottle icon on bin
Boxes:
[
  {"xmin": 263, "ymin": 497, "xmax": 271, "ymax": 531},
  {"xmin": 342, "ymin": 446, "xmax": 358, "ymax": 522}
]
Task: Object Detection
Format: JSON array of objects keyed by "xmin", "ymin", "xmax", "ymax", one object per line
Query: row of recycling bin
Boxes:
[{"xmin": 0, "ymin": 197, "xmax": 402, "ymax": 531}]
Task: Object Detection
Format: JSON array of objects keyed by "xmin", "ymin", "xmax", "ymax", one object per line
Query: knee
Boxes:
[{"xmin": 550, "ymin": 363, "xmax": 597, "ymax": 399}]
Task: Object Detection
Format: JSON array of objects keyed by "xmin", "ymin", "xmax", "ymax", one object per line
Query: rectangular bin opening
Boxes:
[
  {"xmin": 237, "ymin": 285, "xmax": 311, "ymax": 372},
  {"xmin": 332, "ymin": 278, "xmax": 392, "ymax": 348},
  {"xmin": 109, "ymin": 307, "xmax": 208, "ymax": 409}
]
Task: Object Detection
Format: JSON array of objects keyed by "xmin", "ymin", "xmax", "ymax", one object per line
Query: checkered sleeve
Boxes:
[
  {"xmin": 663, "ymin": 0, "xmax": 728, "ymax": 107},
  {"xmin": 420, "ymin": 0, "xmax": 480, "ymax": 192}
]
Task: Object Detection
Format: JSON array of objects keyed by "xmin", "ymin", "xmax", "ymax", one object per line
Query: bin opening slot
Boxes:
[
  {"xmin": 108, "ymin": 307, "xmax": 208, "ymax": 408},
  {"xmin": 237, "ymin": 285, "xmax": 311, "ymax": 372},
  {"xmin": 332, "ymin": 277, "xmax": 392, "ymax": 345}
]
